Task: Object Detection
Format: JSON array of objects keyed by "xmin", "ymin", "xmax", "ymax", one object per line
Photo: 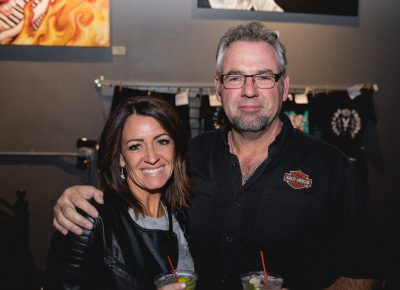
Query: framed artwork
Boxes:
[
  {"xmin": 197, "ymin": 0, "xmax": 359, "ymax": 16},
  {"xmin": 0, "ymin": 0, "xmax": 110, "ymax": 46}
]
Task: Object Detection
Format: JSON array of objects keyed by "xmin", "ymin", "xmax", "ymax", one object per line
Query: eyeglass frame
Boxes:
[{"xmin": 219, "ymin": 72, "xmax": 283, "ymax": 89}]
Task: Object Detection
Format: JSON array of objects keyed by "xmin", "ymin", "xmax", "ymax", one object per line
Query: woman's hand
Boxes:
[{"xmin": 156, "ymin": 283, "xmax": 186, "ymax": 290}]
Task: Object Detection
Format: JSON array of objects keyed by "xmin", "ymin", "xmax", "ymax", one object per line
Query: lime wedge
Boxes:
[
  {"xmin": 249, "ymin": 276, "xmax": 261, "ymax": 290},
  {"xmin": 178, "ymin": 276, "xmax": 191, "ymax": 284}
]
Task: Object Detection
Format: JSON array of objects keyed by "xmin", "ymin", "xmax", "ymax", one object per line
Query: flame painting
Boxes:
[{"xmin": 0, "ymin": 0, "xmax": 110, "ymax": 46}]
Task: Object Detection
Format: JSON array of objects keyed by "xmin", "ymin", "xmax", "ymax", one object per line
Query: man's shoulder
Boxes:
[
  {"xmin": 87, "ymin": 192, "xmax": 126, "ymax": 224},
  {"xmin": 189, "ymin": 130, "xmax": 225, "ymax": 166},
  {"xmin": 190, "ymin": 130, "xmax": 224, "ymax": 150},
  {"xmin": 288, "ymin": 129, "xmax": 350, "ymax": 163}
]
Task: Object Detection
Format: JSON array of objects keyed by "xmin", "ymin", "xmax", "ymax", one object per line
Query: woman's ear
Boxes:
[{"xmin": 119, "ymin": 154, "xmax": 125, "ymax": 167}]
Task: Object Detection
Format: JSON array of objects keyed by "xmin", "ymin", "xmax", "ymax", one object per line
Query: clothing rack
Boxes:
[
  {"xmin": 290, "ymin": 83, "xmax": 378, "ymax": 95},
  {"xmin": 94, "ymin": 75, "xmax": 215, "ymax": 95},
  {"xmin": 94, "ymin": 75, "xmax": 378, "ymax": 94}
]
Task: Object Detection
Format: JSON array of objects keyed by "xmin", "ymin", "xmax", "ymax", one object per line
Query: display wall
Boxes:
[{"xmin": 0, "ymin": 0, "xmax": 399, "ymax": 280}]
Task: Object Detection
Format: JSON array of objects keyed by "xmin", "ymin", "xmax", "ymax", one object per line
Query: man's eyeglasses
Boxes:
[{"xmin": 219, "ymin": 72, "xmax": 283, "ymax": 89}]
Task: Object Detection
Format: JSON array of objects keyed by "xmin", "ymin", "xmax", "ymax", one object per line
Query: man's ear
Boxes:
[
  {"xmin": 282, "ymin": 74, "xmax": 290, "ymax": 102},
  {"xmin": 215, "ymin": 74, "xmax": 222, "ymax": 102}
]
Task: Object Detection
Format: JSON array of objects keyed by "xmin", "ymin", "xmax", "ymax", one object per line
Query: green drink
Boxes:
[
  {"xmin": 154, "ymin": 270, "xmax": 198, "ymax": 290},
  {"xmin": 241, "ymin": 271, "xmax": 283, "ymax": 290}
]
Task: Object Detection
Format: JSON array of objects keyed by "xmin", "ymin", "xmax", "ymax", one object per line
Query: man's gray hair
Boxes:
[{"xmin": 215, "ymin": 21, "xmax": 287, "ymax": 76}]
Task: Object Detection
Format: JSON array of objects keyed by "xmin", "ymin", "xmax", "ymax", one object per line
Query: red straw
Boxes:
[
  {"xmin": 260, "ymin": 250, "xmax": 268, "ymax": 281},
  {"xmin": 167, "ymin": 255, "xmax": 179, "ymax": 283}
]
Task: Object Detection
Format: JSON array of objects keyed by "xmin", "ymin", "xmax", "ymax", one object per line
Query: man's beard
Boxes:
[{"xmin": 231, "ymin": 114, "xmax": 270, "ymax": 132}]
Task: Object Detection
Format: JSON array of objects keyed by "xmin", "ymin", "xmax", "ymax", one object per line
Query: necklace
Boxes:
[
  {"xmin": 228, "ymin": 131, "xmax": 268, "ymax": 185},
  {"xmin": 241, "ymin": 160, "xmax": 264, "ymax": 185}
]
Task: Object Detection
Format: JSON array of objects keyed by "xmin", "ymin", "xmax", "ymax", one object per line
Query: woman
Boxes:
[{"xmin": 45, "ymin": 96, "xmax": 194, "ymax": 289}]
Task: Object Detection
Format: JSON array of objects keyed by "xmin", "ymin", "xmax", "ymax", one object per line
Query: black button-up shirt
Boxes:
[{"xmin": 187, "ymin": 115, "xmax": 378, "ymax": 290}]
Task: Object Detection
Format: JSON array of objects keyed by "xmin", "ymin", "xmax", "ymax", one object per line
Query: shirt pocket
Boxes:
[{"xmin": 254, "ymin": 187, "xmax": 321, "ymax": 247}]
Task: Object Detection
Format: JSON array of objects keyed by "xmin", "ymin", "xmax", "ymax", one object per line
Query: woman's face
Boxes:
[{"xmin": 119, "ymin": 115, "xmax": 175, "ymax": 195}]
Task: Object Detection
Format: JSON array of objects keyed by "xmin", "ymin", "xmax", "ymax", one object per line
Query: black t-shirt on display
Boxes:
[
  {"xmin": 198, "ymin": 94, "xmax": 227, "ymax": 132},
  {"xmin": 309, "ymin": 89, "xmax": 377, "ymax": 185}
]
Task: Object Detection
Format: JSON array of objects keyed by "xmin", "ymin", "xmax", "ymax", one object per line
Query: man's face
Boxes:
[{"xmin": 215, "ymin": 40, "xmax": 289, "ymax": 132}]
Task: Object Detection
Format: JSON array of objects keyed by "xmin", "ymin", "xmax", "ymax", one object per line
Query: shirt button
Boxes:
[
  {"xmin": 226, "ymin": 235, "xmax": 233, "ymax": 243},
  {"xmin": 232, "ymin": 161, "xmax": 237, "ymax": 167},
  {"xmin": 221, "ymin": 275, "xmax": 227, "ymax": 283},
  {"xmin": 233, "ymin": 200, "xmax": 240, "ymax": 206}
]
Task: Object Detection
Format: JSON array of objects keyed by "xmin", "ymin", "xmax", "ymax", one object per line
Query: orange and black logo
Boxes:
[{"xmin": 283, "ymin": 170, "xmax": 312, "ymax": 189}]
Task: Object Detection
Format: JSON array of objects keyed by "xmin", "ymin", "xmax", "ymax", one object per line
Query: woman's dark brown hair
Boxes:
[{"xmin": 97, "ymin": 96, "xmax": 190, "ymax": 212}]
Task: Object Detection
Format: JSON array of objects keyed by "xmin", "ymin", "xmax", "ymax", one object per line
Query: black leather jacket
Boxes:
[{"xmin": 45, "ymin": 192, "xmax": 187, "ymax": 290}]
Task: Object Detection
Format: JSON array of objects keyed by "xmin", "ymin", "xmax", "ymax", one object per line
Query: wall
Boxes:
[{"xmin": 0, "ymin": 0, "xmax": 399, "ymax": 276}]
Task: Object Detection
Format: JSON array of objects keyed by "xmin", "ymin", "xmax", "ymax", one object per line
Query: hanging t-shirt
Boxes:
[
  {"xmin": 310, "ymin": 89, "xmax": 377, "ymax": 158},
  {"xmin": 111, "ymin": 86, "xmax": 191, "ymax": 138},
  {"xmin": 310, "ymin": 89, "xmax": 377, "ymax": 186},
  {"xmin": 198, "ymin": 94, "xmax": 227, "ymax": 131},
  {"xmin": 282, "ymin": 98, "xmax": 312, "ymax": 134}
]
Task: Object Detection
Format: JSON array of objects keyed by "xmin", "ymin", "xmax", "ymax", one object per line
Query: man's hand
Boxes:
[{"xmin": 53, "ymin": 185, "xmax": 104, "ymax": 235}]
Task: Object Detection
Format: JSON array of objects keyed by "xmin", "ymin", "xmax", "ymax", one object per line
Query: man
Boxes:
[{"xmin": 53, "ymin": 22, "xmax": 380, "ymax": 289}]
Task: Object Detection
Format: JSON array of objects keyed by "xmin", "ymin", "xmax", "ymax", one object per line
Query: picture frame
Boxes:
[
  {"xmin": 0, "ymin": 0, "xmax": 110, "ymax": 47},
  {"xmin": 193, "ymin": 0, "xmax": 359, "ymax": 25}
]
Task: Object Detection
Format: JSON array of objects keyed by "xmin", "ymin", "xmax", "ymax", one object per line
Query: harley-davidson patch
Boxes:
[{"xmin": 283, "ymin": 170, "xmax": 312, "ymax": 189}]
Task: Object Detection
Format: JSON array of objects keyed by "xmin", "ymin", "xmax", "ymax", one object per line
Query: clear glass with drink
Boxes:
[
  {"xmin": 240, "ymin": 271, "xmax": 283, "ymax": 290},
  {"xmin": 154, "ymin": 270, "xmax": 198, "ymax": 290}
]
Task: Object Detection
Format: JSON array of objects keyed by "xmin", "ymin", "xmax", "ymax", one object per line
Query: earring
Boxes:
[{"xmin": 120, "ymin": 166, "xmax": 126, "ymax": 180}]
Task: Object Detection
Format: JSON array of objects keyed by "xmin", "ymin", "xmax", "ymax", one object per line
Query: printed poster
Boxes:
[{"xmin": 198, "ymin": 0, "xmax": 359, "ymax": 16}]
